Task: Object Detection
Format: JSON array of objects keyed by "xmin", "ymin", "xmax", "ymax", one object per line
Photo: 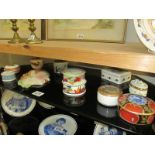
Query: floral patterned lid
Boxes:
[
  {"xmin": 118, "ymin": 94, "xmax": 155, "ymax": 115},
  {"xmin": 130, "ymin": 79, "xmax": 148, "ymax": 90},
  {"xmin": 62, "ymin": 68, "xmax": 85, "ymax": 77}
]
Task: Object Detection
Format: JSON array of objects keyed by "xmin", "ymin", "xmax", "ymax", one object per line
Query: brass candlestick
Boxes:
[
  {"xmin": 8, "ymin": 19, "xmax": 23, "ymax": 43},
  {"xmin": 26, "ymin": 19, "xmax": 42, "ymax": 44}
]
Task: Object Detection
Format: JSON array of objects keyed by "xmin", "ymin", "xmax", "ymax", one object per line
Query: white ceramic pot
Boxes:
[
  {"xmin": 129, "ymin": 79, "xmax": 148, "ymax": 97},
  {"xmin": 97, "ymin": 85, "xmax": 122, "ymax": 107}
]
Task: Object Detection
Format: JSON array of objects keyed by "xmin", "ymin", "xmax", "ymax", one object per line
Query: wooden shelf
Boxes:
[{"xmin": 0, "ymin": 40, "xmax": 154, "ymax": 73}]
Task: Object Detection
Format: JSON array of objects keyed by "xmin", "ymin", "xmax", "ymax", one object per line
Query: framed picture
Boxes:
[
  {"xmin": 0, "ymin": 19, "xmax": 41, "ymax": 39},
  {"xmin": 46, "ymin": 19, "xmax": 127, "ymax": 43}
]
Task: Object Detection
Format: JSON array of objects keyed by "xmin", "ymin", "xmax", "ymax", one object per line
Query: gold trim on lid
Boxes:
[{"xmin": 98, "ymin": 85, "xmax": 122, "ymax": 97}]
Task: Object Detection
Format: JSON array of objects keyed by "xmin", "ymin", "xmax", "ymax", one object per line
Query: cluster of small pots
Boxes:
[{"xmin": 97, "ymin": 79, "xmax": 155, "ymax": 126}]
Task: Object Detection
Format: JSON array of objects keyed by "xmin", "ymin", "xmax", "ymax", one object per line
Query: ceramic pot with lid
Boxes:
[
  {"xmin": 97, "ymin": 85, "xmax": 122, "ymax": 107},
  {"xmin": 129, "ymin": 79, "xmax": 148, "ymax": 97},
  {"xmin": 118, "ymin": 93, "xmax": 155, "ymax": 125},
  {"xmin": 62, "ymin": 68, "xmax": 85, "ymax": 84}
]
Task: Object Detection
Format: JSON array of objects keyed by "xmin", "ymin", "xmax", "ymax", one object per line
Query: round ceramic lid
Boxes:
[
  {"xmin": 134, "ymin": 19, "xmax": 155, "ymax": 52},
  {"xmin": 1, "ymin": 90, "xmax": 36, "ymax": 117},
  {"xmin": 38, "ymin": 114, "xmax": 78, "ymax": 135},
  {"xmin": 118, "ymin": 94, "xmax": 155, "ymax": 115},
  {"xmin": 98, "ymin": 85, "xmax": 122, "ymax": 97},
  {"xmin": 130, "ymin": 79, "xmax": 148, "ymax": 90},
  {"xmin": 93, "ymin": 123, "xmax": 126, "ymax": 135},
  {"xmin": 5, "ymin": 64, "xmax": 19, "ymax": 69},
  {"xmin": 62, "ymin": 68, "xmax": 85, "ymax": 77}
]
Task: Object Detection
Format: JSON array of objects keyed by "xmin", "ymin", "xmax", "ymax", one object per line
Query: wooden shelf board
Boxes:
[{"xmin": 0, "ymin": 40, "xmax": 155, "ymax": 73}]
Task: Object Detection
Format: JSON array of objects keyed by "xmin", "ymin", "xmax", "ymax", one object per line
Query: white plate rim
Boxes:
[{"xmin": 134, "ymin": 19, "xmax": 155, "ymax": 52}]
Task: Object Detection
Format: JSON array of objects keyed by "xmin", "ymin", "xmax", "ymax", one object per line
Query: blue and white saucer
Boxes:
[
  {"xmin": 93, "ymin": 122, "xmax": 126, "ymax": 135},
  {"xmin": 1, "ymin": 90, "xmax": 36, "ymax": 117},
  {"xmin": 38, "ymin": 114, "xmax": 78, "ymax": 135}
]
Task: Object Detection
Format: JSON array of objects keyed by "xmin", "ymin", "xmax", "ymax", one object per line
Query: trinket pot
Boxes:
[
  {"xmin": 62, "ymin": 68, "xmax": 85, "ymax": 84},
  {"xmin": 97, "ymin": 85, "xmax": 122, "ymax": 107},
  {"xmin": 129, "ymin": 79, "xmax": 148, "ymax": 96}
]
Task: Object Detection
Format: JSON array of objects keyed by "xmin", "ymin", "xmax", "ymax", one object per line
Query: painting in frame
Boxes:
[
  {"xmin": 0, "ymin": 19, "xmax": 41, "ymax": 39},
  {"xmin": 46, "ymin": 19, "xmax": 127, "ymax": 43}
]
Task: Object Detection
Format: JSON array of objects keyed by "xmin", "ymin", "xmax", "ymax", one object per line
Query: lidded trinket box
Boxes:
[
  {"xmin": 118, "ymin": 93, "xmax": 155, "ymax": 125},
  {"xmin": 101, "ymin": 68, "xmax": 131, "ymax": 84},
  {"xmin": 129, "ymin": 79, "xmax": 148, "ymax": 97},
  {"xmin": 62, "ymin": 68, "xmax": 86, "ymax": 96},
  {"xmin": 97, "ymin": 85, "xmax": 122, "ymax": 107}
]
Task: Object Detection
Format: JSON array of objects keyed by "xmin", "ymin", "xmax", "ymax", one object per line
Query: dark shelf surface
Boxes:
[{"xmin": 1, "ymin": 64, "xmax": 155, "ymax": 135}]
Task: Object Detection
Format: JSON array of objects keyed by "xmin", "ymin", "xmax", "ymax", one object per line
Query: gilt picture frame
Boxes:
[
  {"xmin": 0, "ymin": 19, "xmax": 41, "ymax": 39},
  {"xmin": 46, "ymin": 19, "xmax": 127, "ymax": 43}
]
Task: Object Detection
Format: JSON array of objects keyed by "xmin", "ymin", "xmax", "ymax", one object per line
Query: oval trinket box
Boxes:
[{"xmin": 118, "ymin": 94, "xmax": 155, "ymax": 125}]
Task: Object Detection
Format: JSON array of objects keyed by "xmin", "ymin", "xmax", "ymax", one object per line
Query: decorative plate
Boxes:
[
  {"xmin": 93, "ymin": 123, "xmax": 126, "ymax": 135},
  {"xmin": 134, "ymin": 19, "xmax": 155, "ymax": 52},
  {"xmin": 38, "ymin": 114, "xmax": 78, "ymax": 135},
  {"xmin": 1, "ymin": 90, "xmax": 36, "ymax": 117}
]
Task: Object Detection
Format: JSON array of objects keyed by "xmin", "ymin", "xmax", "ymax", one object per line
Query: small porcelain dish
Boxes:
[
  {"xmin": 18, "ymin": 70, "xmax": 50, "ymax": 89},
  {"xmin": 129, "ymin": 79, "xmax": 148, "ymax": 97},
  {"xmin": 62, "ymin": 68, "xmax": 85, "ymax": 84},
  {"xmin": 93, "ymin": 122, "xmax": 126, "ymax": 135},
  {"xmin": 1, "ymin": 90, "xmax": 36, "ymax": 117},
  {"xmin": 38, "ymin": 114, "xmax": 78, "ymax": 135},
  {"xmin": 97, "ymin": 85, "xmax": 122, "ymax": 107},
  {"xmin": 62, "ymin": 79, "xmax": 86, "ymax": 97},
  {"xmin": 118, "ymin": 94, "xmax": 155, "ymax": 125}
]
